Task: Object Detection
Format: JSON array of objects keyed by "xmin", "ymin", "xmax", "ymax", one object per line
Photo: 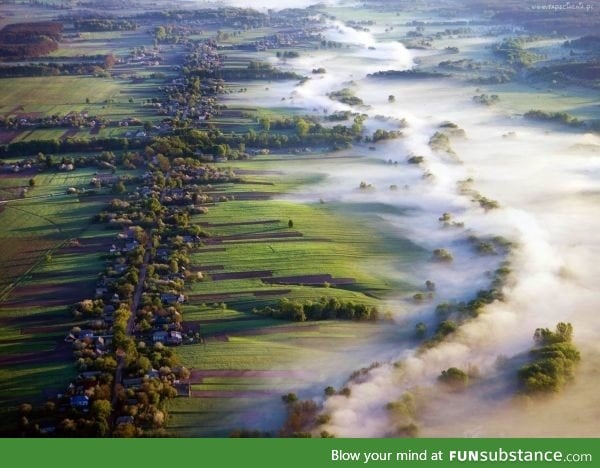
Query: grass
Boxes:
[
  {"xmin": 188, "ymin": 195, "xmax": 421, "ymax": 301},
  {"xmin": 0, "ymin": 165, "xmax": 122, "ymax": 407},
  {"xmin": 487, "ymin": 82, "xmax": 600, "ymax": 121},
  {"xmin": 0, "ymin": 75, "xmax": 162, "ymax": 125},
  {"xmin": 0, "ymin": 76, "xmax": 119, "ymax": 116},
  {"xmin": 0, "ymin": 361, "xmax": 75, "ymax": 406},
  {"xmin": 169, "ymin": 155, "xmax": 422, "ymax": 435}
]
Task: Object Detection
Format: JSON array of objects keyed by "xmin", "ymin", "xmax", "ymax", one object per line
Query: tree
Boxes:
[
  {"xmin": 28, "ymin": 178, "xmax": 35, "ymax": 187},
  {"xmin": 534, "ymin": 322, "xmax": 573, "ymax": 345},
  {"xmin": 104, "ymin": 53, "xmax": 116, "ymax": 69},
  {"xmin": 438, "ymin": 367, "xmax": 469, "ymax": 390},
  {"xmin": 388, "ymin": 95, "xmax": 396, "ymax": 103},
  {"xmin": 112, "ymin": 180, "xmax": 126, "ymax": 194},
  {"xmin": 259, "ymin": 117, "xmax": 271, "ymax": 132},
  {"xmin": 415, "ymin": 322, "xmax": 427, "ymax": 339},
  {"xmin": 282, "ymin": 393, "xmax": 298, "ymax": 404},
  {"xmin": 91, "ymin": 399, "xmax": 112, "ymax": 421},
  {"xmin": 295, "ymin": 118, "xmax": 310, "ymax": 138},
  {"xmin": 288, "ymin": 219, "xmax": 294, "ymax": 228}
]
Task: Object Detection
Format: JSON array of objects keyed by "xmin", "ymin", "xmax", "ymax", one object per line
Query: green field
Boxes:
[
  {"xmin": 0, "ymin": 165, "xmax": 129, "ymax": 408},
  {"xmin": 167, "ymin": 156, "xmax": 422, "ymax": 435},
  {"xmin": 0, "ymin": 75, "xmax": 163, "ymax": 127}
]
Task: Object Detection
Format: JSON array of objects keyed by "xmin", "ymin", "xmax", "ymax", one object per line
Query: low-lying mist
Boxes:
[{"xmin": 221, "ymin": 13, "xmax": 600, "ymax": 437}]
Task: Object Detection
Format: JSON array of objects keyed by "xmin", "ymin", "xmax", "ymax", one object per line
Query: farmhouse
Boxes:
[{"xmin": 70, "ymin": 395, "xmax": 89, "ymax": 410}]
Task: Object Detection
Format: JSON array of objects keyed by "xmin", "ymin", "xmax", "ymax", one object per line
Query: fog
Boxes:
[
  {"xmin": 207, "ymin": 0, "xmax": 347, "ymax": 10},
  {"xmin": 242, "ymin": 20, "xmax": 600, "ymax": 436}
]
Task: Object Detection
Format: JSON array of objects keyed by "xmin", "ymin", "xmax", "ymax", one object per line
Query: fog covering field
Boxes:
[{"xmin": 217, "ymin": 3, "xmax": 600, "ymax": 436}]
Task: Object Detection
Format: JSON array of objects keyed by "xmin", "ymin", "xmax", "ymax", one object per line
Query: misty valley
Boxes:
[{"xmin": 0, "ymin": 0, "xmax": 598, "ymax": 438}]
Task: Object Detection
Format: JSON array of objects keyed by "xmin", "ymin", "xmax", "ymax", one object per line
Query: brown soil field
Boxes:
[
  {"xmin": 60, "ymin": 128, "xmax": 79, "ymax": 140},
  {"xmin": 0, "ymin": 237, "xmax": 58, "ymax": 292},
  {"xmin": 0, "ymin": 342, "xmax": 70, "ymax": 366},
  {"xmin": 1, "ymin": 280, "xmax": 91, "ymax": 309},
  {"xmin": 190, "ymin": 264, "xmax": 224, "ymax": 272},
  {"xmin": 263, "ymin": 274, "xmax": 355, "ymax": 286},
  {"xmin": 190, "ymin": 389, "xmax": 278, "ymax": 398},
  {"xmin": 253, "ymin": 289, "xmax": 291, "ymax": 297},
  {"xmin": 197, "ymin": 219, "xmax": 280, "ymax": 227},
  {"xmin": 0, "ymin": 130, "xmax": 22, "ymax": 144},
  {"xmin": 210, "ymin": 270, "xmax": 273, "ymax": 281},
  {"xmin": 189, "ymin": 369, "xmax": 312, "ymax": 382}
]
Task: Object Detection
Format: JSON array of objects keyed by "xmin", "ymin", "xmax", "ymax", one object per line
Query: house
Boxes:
[
  {"xmin": 167, "ymin": 331, "xmax": 183, "ymax": 345},
  {"xmin": 64, "ymin": 333, "xmax": 76, "ymax": 343},
  {"xmin": 116, "ymin": 416, "xmax": 134, "ymax": 425},
  {"xmin": 70, "ymin": 395, "xmax": 89, "ymax": 410},
  {"xmin": 152, "ymin": 331, "xmax": 169, "ymax": 343},
  {"xmin": 155, "ymin": 248, "xmax": 170, "ymax": 261},
  {"xmin": 161, "ymin": 293, "xmax": 185, "ymax": 305},
  {"xmin": 123, "ymin": 377, "xmax": 143, "ymax": 389}
]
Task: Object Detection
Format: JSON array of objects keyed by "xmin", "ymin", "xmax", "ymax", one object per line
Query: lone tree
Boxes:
[
  {"xmin": 388, "ymin": 95, "xmax": 396, "ymax": 103},
  {"xmin": 438, "ymin": 367, "xmax": 469, "ymax": 390},
  {"xmin": 259, "ymin": 117, "xmax": 271, "ymax": 132},
  {"xmin": 288, "ymin": 219, "xmax": 294, "ymax": 228},
  {"xmin": 28, "ymin": 178, "xmax": 35, "ymax": 187}
]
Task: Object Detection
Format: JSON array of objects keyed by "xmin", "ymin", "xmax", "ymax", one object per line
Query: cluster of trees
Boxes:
[
  {"xmin": 253, "ymin": 297, "xmax": 379, "ymax": 322},
  {"xmin": 386, "ymin": 392, "xmax": 419, "ymax": 437},
  {"xmin": 73, "ymin": 18, "xmax": 137, "ymax": 32},
  {"xmin": 524, "ymin": 110, "xmax": 584, "ymax": 128},
  {"xmin": 190, "ymin": 61, "xmax": 303, "ymax": 81},
  {"xmin": 0, "ymin": 136, "xmax": 148, "ymax": 158},
  {"xmin": 371, "ymin": 128, "xmax": 403, "ymax": 142},
  {"xmin": 518, "ymin": 322, "xmax": 581, "ymax": 395},
  {"xmin": 473, "ymin": 94, "xmax": 500, "ymax": 106},
  {"xmin": 279, "ymin": 393, "xmax": 320, "ymax": 438},
  {"xmin": 0, "ymin": 60, "xmax": 110, "ymax": 78},
  {"xmin": 530, "ymin": 62, "xmax": 600, "ymax": 90},
  {"xmin": 0, "ymin": 21, "xmax": 63, "ymax": 60},
  {"xmin": 327, "ymin": 88, "xmax": 364, "ymax": 106},
  {"xmin": 276, "ymin": 51, "xmax": 300, "ymax": 58},
  {"xmin": 7, "ymin": 384, "xmax": 113, "ymax": 437},
  {"xmin": 438, "ymin": 367, "xmax": 469, "ymax": 390},
  {"xmin": 149, "ymin": 7, "xmax": 270, "ymax": 29},
  {"xmin": 367, "ymin": 70, "xmax": 449, "ymax": 79},
  {"xmin": 493, "ymin": 38, "xmax": 541, "ymax": 68},
  {"xmin": 72, "ymin": 299, "xmax": 105, "ymax": 318},
  {"xmin": 419, "ymin": 264, "xmax": 511, "ymax": 349}
]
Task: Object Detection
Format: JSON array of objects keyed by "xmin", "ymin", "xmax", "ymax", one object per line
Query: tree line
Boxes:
[{"xmin": 253, "ymin": 297, "xmax": 380, "ymax": 322}]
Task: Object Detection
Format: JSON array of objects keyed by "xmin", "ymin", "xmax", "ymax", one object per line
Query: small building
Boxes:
[
  {"xmin": 123, "ymin": 377, "xmax": 143, "ymax": 389},
  {"xmin": 78, "ymin": 330, "xmax": 94, "ymax": 340},
  {"xmin": 116, "ymin": 416, "xmax": 134, "ymax": 426},
  {"xmin": 161, "ymin": 293, "xmax": 185, "ymax": 305},
  {"xmin": 167, "ymin": 331, "xmax": 183, "ymax": 346},
  {"xmin": 70, "ymin": 395, "xmax": 89, "ymax": 410},
  {"xmin": 152, "ymin": 331, "xmax": 169, "ymax": 343}
]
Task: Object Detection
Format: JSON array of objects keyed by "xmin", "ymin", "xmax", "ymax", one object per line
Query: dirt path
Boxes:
[{"xmin": 112, "ymin": 239, "xmax": 150, "ymax": 406}]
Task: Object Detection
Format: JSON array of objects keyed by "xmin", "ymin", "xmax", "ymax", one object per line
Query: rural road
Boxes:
[{"xmin": 111, "ymin": 238, "xmax": 151, "ymax": 407}]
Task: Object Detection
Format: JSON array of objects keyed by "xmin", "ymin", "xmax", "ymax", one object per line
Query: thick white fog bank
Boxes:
[
  {"xmin": 260, "ymin": 28, "xmax": 600, "ymax": 436},
  {"xmin": 206, "ymin": 0, "xmax": 347, "ymax": 10}
]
